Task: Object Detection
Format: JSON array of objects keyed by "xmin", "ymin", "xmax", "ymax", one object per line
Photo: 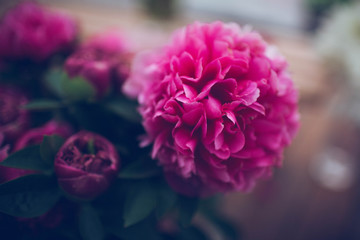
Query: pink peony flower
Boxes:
[
  {"xmin": 54, "ymin": 131, "xmax": 120, "ymax": 200},
  {"xmin": 14, "ymin": 120, "xmax": 73, "ymax": 151},
  {"xmin": 126, "ymin": 22, "xmax": 300, "ymax": 196},
  {"xmin": 65, "ymin": 31, "xmax": 131, "ymax": 97},
  {"xmin": 0, "ymin": 1, "xmax": 77, "ymax": 61},
  {"xmin": 0, "ymin": 86, "xmax": 29, "ymax": 142}
]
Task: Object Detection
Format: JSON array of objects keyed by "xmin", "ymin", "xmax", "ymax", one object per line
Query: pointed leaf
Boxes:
[
  {"xmin": 106, "ymin": 98, "xmax": 141, "ymax": 123},
  {"xmin": 156, "ymin": 184, "xmax": 177, "ymax": 218},
  {"xmin": 118, "ymin": 159, "xmax": 161, "ymax": 179},
  {"xmin": 123, "ymin": 183, "xmax": 157, "ymax": 227},
  {"xmin": 40, "ymin": 135, "xmax": 64, "ymax": 167},
  {"xmin": 178, "ymin": 196, "xmax": 199, "ymax": 227},
  {"xmin": 78, "ymin": 204, "xmax": 105, "ymax": 240},
  {"xmin": 62, "ymin": 76, "xmax": 96, "ymax": 102},
  {"xmin": 23, "ymin": 99, "xmax": 64, "ymax": 111},
  {"xmin": 0, "ymin": 145, "xmax": 51, "ymax": 171},
  {"xmin": 0, "ymin": 175, "xmax": 60, "ymax": 218}
]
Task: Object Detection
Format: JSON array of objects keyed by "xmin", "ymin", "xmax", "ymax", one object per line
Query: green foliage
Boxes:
[
  {"xmin": 45, "ymin": 68, "xmax": 96, "ymax": 102},
  {"xmin": 24, "ymin": 99, "xmax": 64, "ymax": 111},
  {"xmin": 78, "ymin": 204, "xmax": 105, "ymax": 240},
  {"xmin": 0, "ymin": 175, "xmax": 60, "ymax": 218},
  {"xmin": 123, "ymin": 181, "xmax": 158, "ymax": 227},
  {"xmin": 0, "ymin": 145, "xmax": 51, "ymax": 172}
]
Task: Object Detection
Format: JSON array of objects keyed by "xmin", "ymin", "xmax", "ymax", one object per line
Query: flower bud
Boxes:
[
  {"xmin": 54, "ymin": 131, "xmax": 120, "ymax": 200},
  {"xmin": 0, "ymin": 2, "xmax": 77, "ymax": 62},
  {"xmin": 0, "ymin": 86, "xmax": 29, "ymax": 142},
  {"xmin": 14, "ymin": 120, "xmax": 72, "ymax": 151},
  {"xmin": 65, "ymin": 31, "xmax": 130, "ymax": 97}
]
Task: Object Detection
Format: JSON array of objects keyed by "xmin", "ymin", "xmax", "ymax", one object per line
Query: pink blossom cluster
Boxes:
[
  {"xmin": 65, "ymin": 31, "xmax": 131, "ymax": 97},
  {"xmin": 125, "ymin": 22, "xmax": 300, "ymax": 196},
  {"xmin": 0, "ymin": 2, "xmax": 77, "ymax": 61}
]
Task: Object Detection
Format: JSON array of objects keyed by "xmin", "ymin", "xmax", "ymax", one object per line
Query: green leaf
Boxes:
[
  {"xmin": 62, "ymin": 76, "xmax": 96, "ymax": 102},
  {"xmin": 78, "ymin": 204, "xmax": 105, "ymax": 240},
  {"xmin": 178, "ymin": 196, "xmax": 199, "ymax": 227},
  {"xmin": 110, "ymin": 218, "xmax": 162, "ymax": 240},
  {"xmin": 45, "ymin": 68, "xmax": 67, "ymax": 97},
  {"xmin": 118, "ymin": 158, "xmax": 161, "ymax": 179},
  {"xmin": 0, "ymin": 175, "xmax": 60, "ymax": 218},
  {"xmin": 123, "ymin": 182, "xmax": 157, "ymax": 227},
  {"xmin": 178, "ymin": 226, "xmax": 208, "ymax": 240},
  {"xmin": 23, "ymin": 99, "xmax": 64, "ymax": 111},
  {"xmin": 45, "ymin": 68, "xmax": 96, "ymax": 102},
  {"xmin": 105, "ymin": 98, "xmax": 141, "ymax": 123},
  {"xmin": 40, "ymin": 135, "xmax": 64, "ymax": 167},
  {"xmin": 0, "ymin": 145, "xmax": 51, "ymax": 172},
  {"xmin": 156, "ymin": 184, "xmax": 177, "ymax": 219}
]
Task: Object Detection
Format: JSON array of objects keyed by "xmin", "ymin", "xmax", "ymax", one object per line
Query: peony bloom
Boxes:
[
  {"xmin": 0, "ymin": 86, "xmax": 29, "ymax": 142},
  {"xmin": 14, "ymin": 120, "xmax": 73, "ymax": 151},
  {"xmin": 126, "ymin": 22, "xmax": 299, "ymax": 196},
  {"xmin": 0, "ymin": 1, "xmax": 77, "ymax": 61},
  {"xmin": 65, "ymin": 31, "xmax": 131, "ymax": 97},
  {"xmin": 54, "ymin": 131, "xmax": 120, "ymax": 200}
]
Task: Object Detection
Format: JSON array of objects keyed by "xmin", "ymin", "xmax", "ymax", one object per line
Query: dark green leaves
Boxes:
[
  {"xmin": 0, "ymin": 175, "xmax": 60, "ymax": 218},
  {"xmin": 24, "ymin": 99, "xmax": 64, "ymax": 111},
  {"xmin": 0, "ymin": 145, "xmax": 49, "ymax": 171},
  {"xmin": 178, "ymin": 196, "xmax": 199, "ymax": 227},
  {"xmin": 45, "ymin": 68, "xmax": 95, "ymax": 102},
  {"xmin": 105, "ymin": 97, "xmax": 141, "ymax": 123},
  {"xmin": 118, "ymin": 158, "xmax": 161, "ymax": 179},
  {"xmin": 78, "ymin": 204, "xmax": 105, "ymax": 240},
  {"xmin": 0, "ymin": 135, "xmax": 64, "ymax": 172},
  {"xmin": 123, "ymin": 182, "xmax": 158, "ymax": 227},
  {"xmin": 40, "ymin": 135, "xmax": 64, "ymax": 166}
]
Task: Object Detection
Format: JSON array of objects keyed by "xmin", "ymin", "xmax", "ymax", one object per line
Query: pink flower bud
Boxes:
[
  {"xmin": 0, "ymin": 86, "xmax": 29, "ymax": 142},
  {"xmin": 65, "ymin": 31, "xmax": 130, "ymax": 97},
  {"xmin": 0, "ymin": 2, "xmax": 77, "ymax": 61},
  {"xmin": 14, "ymin": 120, "xmax": 72, "ymax": 151},
  {"xmin": 54, "ymin": 131, "xmax": 120, "ymax": 200}
]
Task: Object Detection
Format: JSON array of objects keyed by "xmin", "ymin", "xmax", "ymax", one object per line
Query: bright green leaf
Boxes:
[
  {"xmin": 0, "ymin": 175, "xmax": 60, "ymax": 218},
  {"xmin": 0, "ymin": 145, "xmax": 51, "ymax": 172},
  {"xmin": 78, "ymin": 204, "xmax": 105, "ymax": 240}
]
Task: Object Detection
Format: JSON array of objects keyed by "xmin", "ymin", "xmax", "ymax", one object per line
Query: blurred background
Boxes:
[{"xmin": 1, "ymin": 0, "xmax": 360, "ymax": 239}]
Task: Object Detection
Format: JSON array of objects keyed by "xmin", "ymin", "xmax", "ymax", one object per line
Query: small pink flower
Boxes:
[
  {"xmin": 126, "ymin": 22, "xmax": 300, "ymax": 196},
  {"xmin": 0, "ymin": 1, "xmax": 77, "ymax": 61},
  {"xmin": 14, "ymin": 120, "xmax": 73, "ymax": 151},
  {"xmin": 65, "ymin": 31, "xmax": 131, "ymax": 97},
  {"xmin": 0, "ymin": 86, "xmax": 29, "ymax": 142},
  {"xmin": 54, "ymin": 131, "xmax": 120, "ymax": 200}
]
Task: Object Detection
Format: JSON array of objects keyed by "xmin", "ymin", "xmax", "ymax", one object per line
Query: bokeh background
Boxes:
[{"xmin": 1, "ymin": 0, "xmax": 360, "ymax": 239}]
